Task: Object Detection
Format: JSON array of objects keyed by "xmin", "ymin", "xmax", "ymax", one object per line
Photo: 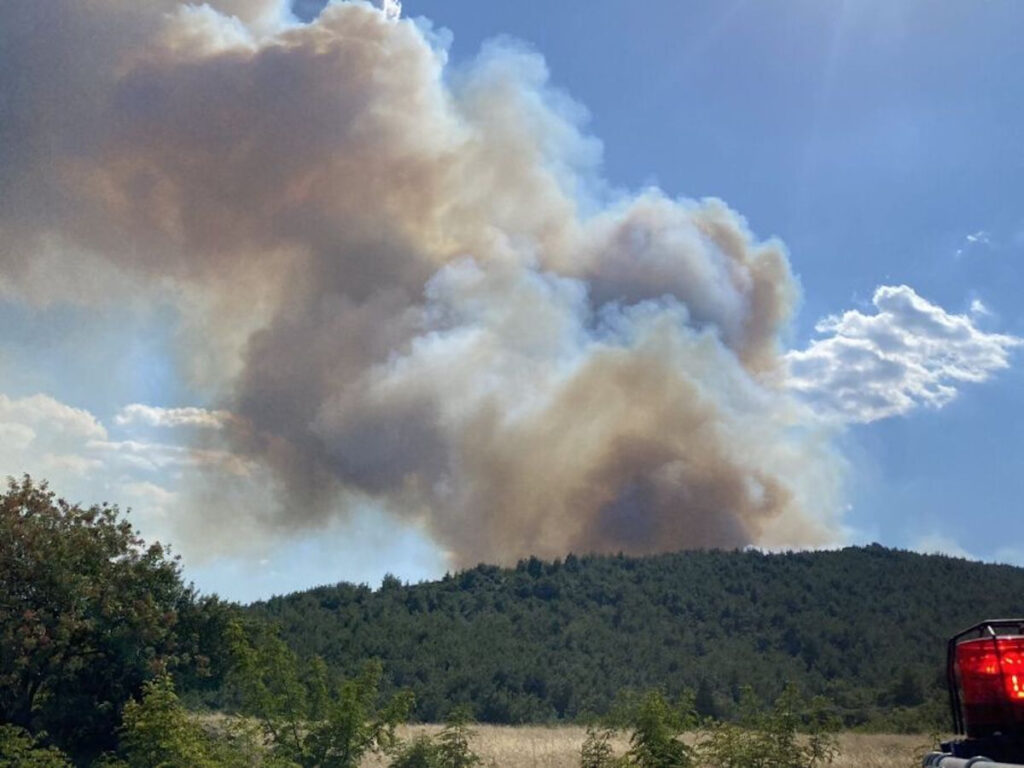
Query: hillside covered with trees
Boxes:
[
  {"xmin": 7, "ymin": 473, "xmax": 1024, "ymax": 765},
  {"xmin": 252, "ymin": 546, "xmax": 1024, "ymax": 729}
]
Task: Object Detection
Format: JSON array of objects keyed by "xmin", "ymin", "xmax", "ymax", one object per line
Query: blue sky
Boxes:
[{"xmin": 1, "ymin": 0, "xmax": 1022, "ymax": 601}]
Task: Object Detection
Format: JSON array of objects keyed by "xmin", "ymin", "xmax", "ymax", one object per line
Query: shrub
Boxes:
[
  {"xmin": 580, "ymin": 691, "xmax": 694, "ymax": 768},
  {"xmin": 389, "ymin": 734, "xmax": 440, "ymax": 768},
  {"xmin": 580, "ymin": 726, "xmax": 624, "ymax": 768},
  {"xmin": 698, "ymin": 683, "xmax": 839, "ymax": 768},
  {"xmin": 0, "ymin": 724, "xmax": 72, "ymax": 768},
  {"xmin": 434, "ymin": 707, "xmax": 482, "ymax": 768},
  {"xmin": 227, "ymin": 620, "xmax": 412, "ymax": 768},
  {"xmin": 624, "ymin": 691, "xmax": 695, "ymax": 768},
  {"xmin": 117, "ymin": 675, "xmax": 217, "ymax": 768}
]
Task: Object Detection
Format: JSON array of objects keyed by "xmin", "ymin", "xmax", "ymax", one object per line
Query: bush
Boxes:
[
  {"xmin": 0, "ymin": 724, "xmax": 72, "ymax": 768},
  {"xmin": 698, "ymin": 683, "xmax": 839, "ymax": 768},
  {"xmin": 227, "ymin": 620, "xmax": 412, "ymax": 768},
  {"xmin": 434, "ymin": 707, "xmax": 482, "ymax": 768},
  {"xmin": 387, "ymin": 708, "xmax": 484, "ymax": 768},
  {"xmin": 117, "ymin": 675, "xmax": 218, "ymax": 768},
  {"xmin": 389, "ymin": 734, "xmax": 440, "ymax": 768},
  {"xmin": 106, "ymin": 674, "xmax": 297, "ymax": 768},
  {"xmin": 583, "ymin": 685, "xmax": 841, "ymax": 768},
  {"xmin": 580, "ymin": 691, "xmax": 694, "ymax": 768},
  {"xmin": 580, "ymin": 726, "xmax": 624, "ymax": 768}
]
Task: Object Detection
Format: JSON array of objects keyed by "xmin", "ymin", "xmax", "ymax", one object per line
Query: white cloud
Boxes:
[
  {"xmin": 115, "ymin": 404, "xmax": 232, "ymax": 430},
  {"xmin": 0, "ymin": 390, "xmax": 257, "ymax": 550},
  {"xmin": 969, "ymin": 298, "xmax": 991, "ymax": 317},
  {"xmin": 0, "ymin": 393, "xmax": 107, "ymax": 440},
  {"xmin": 956, "ymin": 229, "xmax": 993, "ymax": 258},
  {"xmin": 87, "ymin": 438, "xmax": 253, "ymax": 476},
  {"xmin": 0, "ymin": 422, "xmax": 36, "ymax": 451},
  {"xmin": 787, "ymin": 285, "xmax": 1022, "ymax": 423},
  {"xmin": 374, "ymin": 0, "xmax": 402, "ymax": 22}
]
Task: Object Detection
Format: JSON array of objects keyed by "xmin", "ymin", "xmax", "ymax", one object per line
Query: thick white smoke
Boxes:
[{"xmin": 0, "ymin": 0, "xmax": 845, "ymax": 565}]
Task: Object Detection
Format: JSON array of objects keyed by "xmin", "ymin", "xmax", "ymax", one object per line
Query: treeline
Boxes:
[
  {"xmin": 6, "ymin": 474, "xmax": 1024, "ymax": 764},
  {"xmin": 251, "ymin": 545, "xmax": 1024, "ymax": 730}
]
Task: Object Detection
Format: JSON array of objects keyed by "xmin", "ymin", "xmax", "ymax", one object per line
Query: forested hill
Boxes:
[{"xmin": 248, "ymin": 546, "xmax": 1024, "ymax": 729}]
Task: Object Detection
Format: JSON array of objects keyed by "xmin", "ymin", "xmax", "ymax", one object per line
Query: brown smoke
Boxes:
[{"xmin": 0, "ymin": 0, "xmax": 842, "ymax": 566}]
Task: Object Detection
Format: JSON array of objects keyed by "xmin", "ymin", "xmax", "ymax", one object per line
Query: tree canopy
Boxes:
[
  {"xmin": 0, "ymin": 476, "xmax": 227, "ymax": 759},
  {"xmin": 251, "ymin": 545, "xmax": 1024, "ymax": 730}
]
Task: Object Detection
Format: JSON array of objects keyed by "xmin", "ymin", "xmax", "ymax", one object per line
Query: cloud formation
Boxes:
[
  {"xmin": 0, "ymin": 394, "xmax": 107, "ymax": 442},
  {"xmin": 0, "ymin": 1, "xmax": 1017, "ymax": 569},
  {"xmin": 0, "ymin": 391, "xmax": 266, "ymax": 553},
  {"xmin": 787, "ymin": 285, "xmax": 1021, "ymax": 423},
  {"xmin": 115, "ymin": 404, "xmax": 232, "ymax": 430},
  {"xmin": 956, "ymin": 229, "xmax": 993, "ymax": 258}
]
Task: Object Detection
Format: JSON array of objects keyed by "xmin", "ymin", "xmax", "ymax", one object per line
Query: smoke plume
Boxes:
[{"xmin": 0, "ymin": 0, "xmax": 843, "ymax": 565}]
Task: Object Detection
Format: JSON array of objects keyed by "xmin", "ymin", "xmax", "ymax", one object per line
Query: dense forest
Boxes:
[
  {"xmin": 1, "ymin": 476, "xmax": 841, "ymax": 767},
  {"xmin": 7, "ymin": 474, "xmax": 1024, "ymax": 765},
  {"xmin": 251, "ymin": 546, "xmax": 1024, "ymax": 729}
]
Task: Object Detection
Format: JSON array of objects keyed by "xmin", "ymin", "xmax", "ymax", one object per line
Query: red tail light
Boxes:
[{"xmin": 955, "ymin": 635, "xmax": 1024, "ymax": 736}]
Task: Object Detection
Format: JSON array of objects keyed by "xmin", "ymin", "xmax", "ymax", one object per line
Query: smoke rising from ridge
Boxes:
[{"xmin": 0, "ymin": 0, "xmax": 845, "ymax": 565}]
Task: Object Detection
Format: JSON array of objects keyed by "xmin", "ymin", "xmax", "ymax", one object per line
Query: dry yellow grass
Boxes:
[{"xmin": 361, "ymin": 725, "xmax": 935, "ymax": 768}]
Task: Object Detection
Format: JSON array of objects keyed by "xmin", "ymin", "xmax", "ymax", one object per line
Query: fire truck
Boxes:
[{"xmin": 925, "ymin": 620, "xmax": 1024, "ymax": 767}]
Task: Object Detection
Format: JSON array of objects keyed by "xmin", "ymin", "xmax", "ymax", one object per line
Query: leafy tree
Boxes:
[
  {"xmin": 114, "ymin": 674, "xmax": 294, "ymax": 768},
  {"xmin": 434, "ymin": 706, "xmax": 482, "ymax": 768},
  {"xmin": 0, "ymin": 476, "xmax": 210, "ymax": 759},
  {"xmin": 579, "ymin": 726, "xmax": 624, "ymax": 768},
  {"xmin": 622, "ymin": 691, "xmax": 695, "ymax": 768},
  {"xmin": 117, "ymin": 675, "xmax": 217, "ymax": 768},
  {"xmin": 389, "ymin": 734, "xmax": 440, "ymax": 768},
  {"xmin": 386, "ymin": 709, "xmax": 483, "ymax": 768},
  {"xmin": 580, "ymin": 691, "xmax": 695, "ymax": 768},
  {"xmin": 0, "ymin": 724, "xmax": 72, "ymax": 768},
  {"xmin": 227, "ymin": 620, "xmax": 412, "ymax": 768}
]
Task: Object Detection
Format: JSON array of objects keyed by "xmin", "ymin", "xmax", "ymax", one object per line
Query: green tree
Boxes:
[
  {"xmin": 698, "ymin": 684, "xmax": 839, "ymax": 768},
  {"xmin": 622, "ymin": 691, "xmax": 695, "ymax": 768},
  {"xmin": 0, "ymin": 477, "xmax": 207, "ymax": 759},
  {"xmin": 250, "ymin": 545, "xmax": 1000, "ymax": 731},
  {"xmin": 389, "ymin": 734, "xmax": 440, "ymax": 768},
  {"xmin": 227, "ymin": 620, "xmax": 412, "ymax": 768},
  {"xmin": 117, "ymin": 675, "xmax": 217, "ymax": 768},
  {"xmin": 889, "ymin": 669, "xmax": 924, "ymax": 708},
  {"xmin": 387, "ymin": 709, "xmax": 483, "ymax": 768},
  {"xmin": 115, "ymin": 674, "xmax": 294, "ymax": 768},
  {"xmin": 694, "ymin": 679, "xmax": 717, "ymax": 720},
  {"xmin": 0, "ymin": 724, "xmax": 72, "ymax": 768},
  {"xmin": 579, "ymin": 726, "xmax": 624, "ymax": 768},
  {"xmin": 434, "ymin": 707, "xmax": 481, "ymax": 768}
]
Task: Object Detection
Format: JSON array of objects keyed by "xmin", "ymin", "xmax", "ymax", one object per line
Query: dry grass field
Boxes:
[{"xmin": 361, "ymin": 725, "xmax": 934, "ymax": 768}]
